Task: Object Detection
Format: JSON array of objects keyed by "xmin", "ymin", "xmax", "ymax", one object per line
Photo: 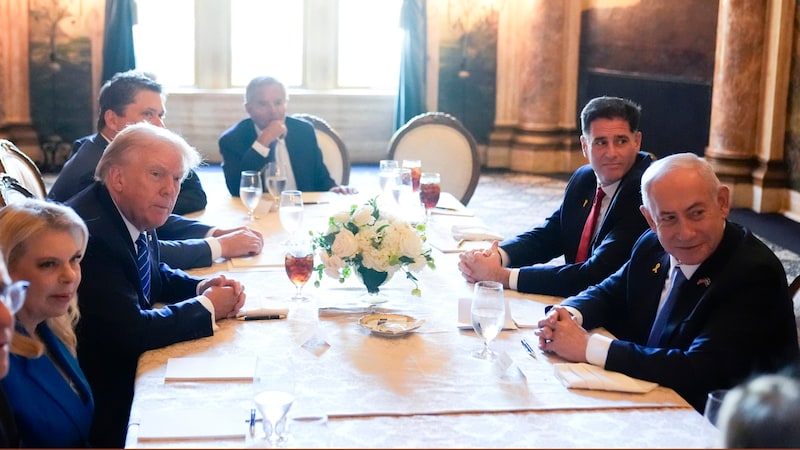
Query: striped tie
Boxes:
[{"xmin": 136, "ymin": 233, "xmax": 151, "ymax": 305}]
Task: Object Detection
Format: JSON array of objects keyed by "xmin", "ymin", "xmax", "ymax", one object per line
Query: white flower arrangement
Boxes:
[{"xmin": 312, "ymin": 197, "xmax": 435, "ymax": 295}]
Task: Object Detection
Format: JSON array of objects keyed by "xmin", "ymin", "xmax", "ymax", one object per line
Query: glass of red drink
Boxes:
[
  {"xmin": 285, "ymin": 240, "xmax": 314, "ymax": 302},
  {"xmin": 419, "ymin": 172, "xmax": 441, "ymax": 221},
  {"xmin": 402, "ymin": 159, "xmax": 422, "ymax": 192}
]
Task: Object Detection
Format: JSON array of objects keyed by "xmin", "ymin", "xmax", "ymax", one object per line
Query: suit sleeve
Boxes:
[
  {"xmin": 156, "ymin": 214, "xmax": 212, "ymax": 239},
  {"xmin": 157, "ymin": 239, "xmax": 212, "ymax": 270},
  {"xmin": 172, "ymin": 169, "xmax": 208, "ymax": 215},
  {"xmin": 77, "ymin": 237, "xmax": 212, "ymax": 359}
]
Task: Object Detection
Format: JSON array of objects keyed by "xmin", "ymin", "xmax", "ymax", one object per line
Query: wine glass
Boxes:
[
  {"xmin": 239, "ymin": 170, "xmax": 263, "ymax": 221},
  {"xmin": 419, "ymin": 172, "xmax": 441, "ymax": 222},
  {"xmin": 391, "ymin": 168, "xmax": 413, "ymax": 208},
  {"xmin": 285, "ymin": 240, "xmax": 314, "ymax": 302},
  {"xmin": 279, "ymin": 190, "xmax": 304, "ymax": 244},
  {"xmin": 378, "ymin": 160, "xmax": 399, "ymax": 194},
  {"xmin": 702, "ymin": 389, "xmax": 729, "ymax": 447},
  {"xmin": 265, "ymin": 162, "xmax": 288, "ymax": 202},
  {"xmin": 402, "ymin": 159, "xmax": 422, "ymax": 192},
  {"xmin": 471, "ymin": 280, "xmax": 506, "ymax": 360},
  {"xmin": 253, "ymin": 355, "xmax": 296, "ymax": 447}
]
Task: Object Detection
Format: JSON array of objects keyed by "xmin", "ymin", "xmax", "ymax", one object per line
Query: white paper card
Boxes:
[
  {"xmin": 164, "ymin": 356, "xmax": 257, "ymax": 382},
  {"xmin": 457, "ymin": 297, "xmax": 517, "ymax": 330},
  {"xmin": 137, "ymin": 406, "xmax": 247, "ymax": 441}
]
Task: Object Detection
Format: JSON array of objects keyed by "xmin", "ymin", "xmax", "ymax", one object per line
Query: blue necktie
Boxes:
[
  {"xmin": 136, "ymin": 233, "xmax": 151, "ymax": 305},
  {"xmin": 647, "ymin": 266, "xmax": 687, "ymax": 347}
]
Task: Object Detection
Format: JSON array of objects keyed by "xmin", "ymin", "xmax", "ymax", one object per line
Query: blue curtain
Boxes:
[
  {"xmin": 394, "ymin": 0, "xmax": 427, "ymax": 131},
  {"xmin": 101, "ymin": 0, "xmax": 136, "ymax": 83}
]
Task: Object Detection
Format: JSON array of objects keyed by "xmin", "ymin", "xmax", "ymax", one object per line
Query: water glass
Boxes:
[
  {"xmin": 239, "ymin": 170, "xmax": 262, "ymax": 221},
  {"xmin": 471, "ymin": 281, "xmax": 505, "ymax": 360},
  {"xmin": 378, "ymin": 160, "xmax": 399, "ymax": 193},
  {"xmin": 702, "ymin": 389, "xmax": 729, "ymax": 447},
  {"xmin": 265, "ymin": 162, "xmax": 289, "ymax": 202},
  {"xmin": 279, "ymin": 190, "xmax": 304, "ymax": 244}
]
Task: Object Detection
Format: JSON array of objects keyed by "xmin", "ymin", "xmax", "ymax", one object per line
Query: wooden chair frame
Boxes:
[
  {"xmin": 292, "ymin": 113, "xmax": 351, "ymax": 185},
  {"xmin": 0, "ymin": 139, "xmax": 47, "ymax": 199}
]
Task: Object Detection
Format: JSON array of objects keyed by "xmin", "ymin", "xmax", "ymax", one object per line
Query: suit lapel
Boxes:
[{"xmin": 18, "ymin": 325, "xmax": 92, "ymax": 437}]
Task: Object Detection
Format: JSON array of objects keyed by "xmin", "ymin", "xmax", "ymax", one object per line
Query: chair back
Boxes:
[
  {"xmin": 0, "ymin": 174, "xmax": 35, "ymax": 207},
  {"xmin": 0, "ymin": 139, "xmax": 46, "ymax": 199},
  {"xmin": 388, "ymin": 112, "xmax": 480, "ymax": 205},
  {"xmin": 292, "ymin": 114, "xmax": 351, "ymax": 185}
]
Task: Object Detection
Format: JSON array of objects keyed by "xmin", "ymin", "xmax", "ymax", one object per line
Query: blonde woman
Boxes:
[{"xmin": 0, "ymin": 199, "xmax": 93, "ymax": 447}]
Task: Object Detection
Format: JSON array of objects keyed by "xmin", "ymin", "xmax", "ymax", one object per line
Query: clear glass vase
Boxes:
[{"xmin": 355, "ymin": 266, "xmax": 392, "ymax": 305}]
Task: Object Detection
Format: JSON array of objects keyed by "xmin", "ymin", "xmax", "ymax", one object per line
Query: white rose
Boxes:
[
  {"xmin": 324, "ymin": 254, "xmax": 346, "ymax": 279},
  {"xmin": 333, "ymin": 211, "xmax": 352, "ymax": 224},
  {"xmin": 397, "ymin": 225, "xmax": 423, "ymax": 257},
  {"xmin": 331, "ymin": 229, "xmax": 358, "ymax": 258},
  {"xmin": 352, "ymin": 205, "xmax": 375, "ymax": 227}
]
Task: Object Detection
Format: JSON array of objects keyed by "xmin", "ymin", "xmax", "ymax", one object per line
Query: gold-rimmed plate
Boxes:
[{"xmin": 359, "ymin": 313, "xmax": 425, "ymax": 337}]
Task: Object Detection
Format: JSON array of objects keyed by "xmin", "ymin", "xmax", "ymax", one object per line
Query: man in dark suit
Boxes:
[
  {"xmin": 535, "ymin": 153, "xmax": 799, "ymax": 412},
  {"xmin": 219, "ymin": 76, "xmax": 356, "ymax": 196},
  {"xmin": 67, "ymin": 123, "xmax": 247, "ymax": 447},
  {"xmin": 459, "ymin": 96, "xmax": 652, "ymax": 297},
  {"xmin": 49, "ymin": 70, "xmax": 264, "ymax": 270}
]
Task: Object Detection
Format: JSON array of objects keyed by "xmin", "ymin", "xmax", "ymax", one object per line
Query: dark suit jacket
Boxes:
[
  {"xmin": 49, "ymin": 133, "xmax": 215, "ymax": 269},
  {"xmin": 2, "ymin": 323, "xmax": 93, "ymax": 447},
  {"xmin": 0, "ymin": 386, "xmax": 18, "ymax": 448},
  {"xmin": 218, "ymin": 116, "xmax": 336, "ymax": 196},
  {"xmin": 562, "ymin": 223, "xmax": 799, "ymax": 412},
  {"xmin": 500, "ymin": 152, "xmax": 652, "ymax": 297},
  {"xmin": 67, "ymin": 182, "xmax": 214, "ymax": 448}
]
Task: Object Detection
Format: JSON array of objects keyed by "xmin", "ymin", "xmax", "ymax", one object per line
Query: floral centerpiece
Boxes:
[{"xmin": 312, "ymin": 197, "xmax": 435, "ymax": 299}]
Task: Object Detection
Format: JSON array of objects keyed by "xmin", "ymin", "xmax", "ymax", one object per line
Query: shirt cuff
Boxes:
[
  {"xmin": 498, "ymin": 247, "xmax": 510, "ymax": 267},
  {"xmin": 508, "ymin": 268, "xmax": 520, "ymax": 290},
  {"xmin": 586, "ymin": 333, "xmax": 612, "ymax": 367},
  {"xmin": 252, "ymin": 140, "xmax": 270, "ymax": 157},
  {"xmin": 205, "ymin": 237, "xmax": 222, "ymax": 261},
  {"xmin": 197, "ymin": 295, "xmax": 219, "ymax": 332}
]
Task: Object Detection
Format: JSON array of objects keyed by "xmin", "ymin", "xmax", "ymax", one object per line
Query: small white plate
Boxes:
[{"xmin": 359, "ymin": 313, "xmax": 425, "ymax": 337}]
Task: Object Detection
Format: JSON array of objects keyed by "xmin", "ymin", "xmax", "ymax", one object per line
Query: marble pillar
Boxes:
[
  {"xmin": 706, "ymin": 0, "xmax": 794, "ymax": 211},
  {"xmin": 0, "ymin": 0, "xmax": 40, "ymax": 162},
  {"xmin": 489, "ymin": 0, "xmax": 583, "ymax": 173}
]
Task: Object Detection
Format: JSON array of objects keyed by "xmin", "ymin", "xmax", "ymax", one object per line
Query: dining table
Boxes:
[{"xmin": 123, "ymin": 186, "xmax": 716, "ymax": 448}]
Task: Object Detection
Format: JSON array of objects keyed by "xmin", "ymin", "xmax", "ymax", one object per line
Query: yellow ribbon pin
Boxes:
[
  {"xmin": 582, "ymin": 199, "xmax": 588, "ymax": 207},
  {"xmin": 651, "ymin": 262, "xmax": 661, "ymax": 274}
]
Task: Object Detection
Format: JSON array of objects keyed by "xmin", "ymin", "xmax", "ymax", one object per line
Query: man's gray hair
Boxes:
[
  {"xmin": 244, "ymin": 76, "xmax": 287, "ymax": 104},
  {"xmin": 640, "ymin": 153, "xmax": 721, "ymax": 212},
  {"xmin": 95, "ymin": 122, "xmax": 201, "ymax": 182}
]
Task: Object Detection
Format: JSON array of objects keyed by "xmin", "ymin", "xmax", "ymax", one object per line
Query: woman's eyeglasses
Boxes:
[{"xmin": 0, "ymin": 280, "xmax": 28, "ymax": 314}]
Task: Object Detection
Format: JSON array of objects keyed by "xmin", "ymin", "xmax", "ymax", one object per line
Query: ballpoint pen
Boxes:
[
  {"xmin": 520, "ymin": 338, "xmax": 537, "ymax": 359},
  {"xmin": 249, "ymin": 408, "xmax": 256, "ymax": 437},
  {"xmin": 237, "ymin": 314, "xmax": 287, "ymax": 321}
]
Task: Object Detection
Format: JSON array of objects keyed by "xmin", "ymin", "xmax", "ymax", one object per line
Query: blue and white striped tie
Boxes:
[{"xmin": 136, "ymin": 233, "xmax": 151, "ymax": 304}]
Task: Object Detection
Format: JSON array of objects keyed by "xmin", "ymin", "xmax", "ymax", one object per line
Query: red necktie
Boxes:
[{"xmin": 575, "ymin": 186, "xmax": 605, "ymax": 263}]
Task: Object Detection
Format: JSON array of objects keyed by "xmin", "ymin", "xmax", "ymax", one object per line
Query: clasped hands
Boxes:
[
  {"xmin": 457, "ymin": 241, "xmax": 510, "ymax": 287},
  {"xmin": 199, "ymin": 274, "xmax": 246, "ymax": 320},
  {"xmin": 534, "ymin": 305, "xmax": 590, "ymax": 363}
]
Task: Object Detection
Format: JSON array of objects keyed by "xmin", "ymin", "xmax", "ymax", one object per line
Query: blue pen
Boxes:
[
  {"xmin": 249, "ymin": 408, "xmax": 256, "ymax": 437},
  {"xmin": 520, "ymin": 338, "xmax": 537, "ymax": 359}
]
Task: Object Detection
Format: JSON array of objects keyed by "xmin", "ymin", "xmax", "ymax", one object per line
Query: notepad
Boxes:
[
  {"xmin": 302, "ymin": 191, "xmax": 337, "ymax": 204},
  {"xmin": 137, "ymin": 406, "xmax": 247, "ymax": 441},
  {"xmin": 164, "ymin": 356, "xmax": 257, "ymax": 382}
]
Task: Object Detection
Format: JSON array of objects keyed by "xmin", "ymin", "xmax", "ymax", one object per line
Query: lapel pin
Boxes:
[
  {"xmin": 697, "ymin": 277, "xmax": 711, "ymax": 287},
  {"xmin": 651, "ymin": 262, "xmax": 660, "ymax": 274},
  {"xmin": 582, "ymin": 199, "xmax": 588, "ymax": 207}
]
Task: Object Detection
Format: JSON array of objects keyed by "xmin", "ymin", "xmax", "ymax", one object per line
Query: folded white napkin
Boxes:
[
  {"xmin": 235, "ymin": 307, "xmax": 289, "ymax": 318},
  {"xmin": 553, "ymin": 363, "xmax": 658, "ymax": 393},
  {"xmin": 451, "ymin": 225, "xmax": 503, "ymax": 242}
]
